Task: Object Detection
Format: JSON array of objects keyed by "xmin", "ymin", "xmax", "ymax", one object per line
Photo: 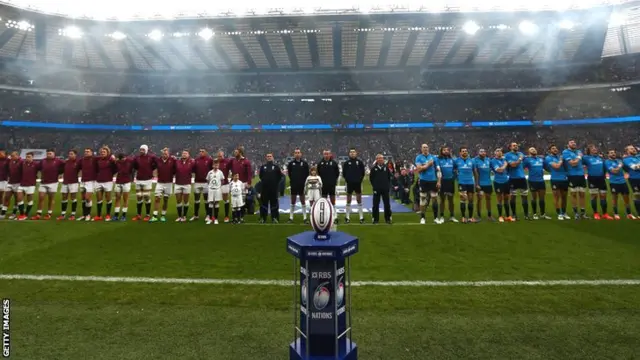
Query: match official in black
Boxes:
[
  {"xmin": 342, "ymin": 148, "xmax": 366, "ymax": 223},
  {"xmin": 317, "ymin": 149, "xmax": 340, "ymax": 222},
  {"xmin": 258, "ymin": 153, "xmax": 283, "ymax": 223},
  {"xmin": 287, "ymin": 148, "xmax": 310, "ymax": 223},
  {"xmin": 370, "ymin": 154, "xmax": 392, "ymax": 224}
]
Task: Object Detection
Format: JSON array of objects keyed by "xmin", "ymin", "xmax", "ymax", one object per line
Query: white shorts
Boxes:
[
  {"xmin": 82, "ymin": 181, "xmax": 95, "ymax": 193},
  {"xmin": 135, "ymin": 180, "xmax": 153, "ymax": 191},
  {"xmin": 114, "ymin": 183, "xmax": 131, "ymax": 194},
  {"xmin": 61, "ymin": 183, "xmax": 79, "ymax": 194},
  {"xmin": 0, "ymin": 181, "xmax": 7, "ymax": 192},
  {"xmin": 39, "ymin": 183, "xmax": 59, "ymax": 194},
  {"xmin": 174, "ymin": 184, "xmax": 191, "ymax": 195},
  {"xmin": 95, "ymin": 182, "xmax": 113, "ymax": 192},
  {"xmin": 6, "ymin": 183, "xmax": 20, "ymax": 193},
  {"xmin": 221, "ymin": 184, "xmax": 230, "ymax": 195},
  {"xmin": 193, "ymin": 182, "xmax": 207, "ymax": 194},
  {"xmin": 155, "ymin": 183, "xmax": 173, "ymax": 197},
  {"xmin": 208, "ymin": 189, "xmax": 223, "ymax": 203},
  {"xmin": 231, "ymin": 196, "xmax": 245, "ymax": 209},
  {"xmin": 307, "ymin": 190, "xmax": 321, "ymax": 203},
  {"xmin": 19, "ymin": 185, "xmax": 36, "ymax": 195}
]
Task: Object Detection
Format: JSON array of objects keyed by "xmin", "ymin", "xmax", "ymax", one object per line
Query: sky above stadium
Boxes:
[{"xmin": 0, "ymin": 0, "xmax": 627, "ymax": 20}]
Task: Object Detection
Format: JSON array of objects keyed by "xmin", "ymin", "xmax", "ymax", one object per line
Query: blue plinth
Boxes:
[{"xmin": 287, "ymin": 231, "xmax": 358, "ymax": 360}]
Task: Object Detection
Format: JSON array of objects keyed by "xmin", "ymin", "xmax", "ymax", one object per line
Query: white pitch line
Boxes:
[{"xmin": 1, "ymin": 274, "xmax": 639, "ymax": 287}]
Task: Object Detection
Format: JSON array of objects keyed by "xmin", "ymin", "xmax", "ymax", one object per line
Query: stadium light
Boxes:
[
  {"xmin": 609, "ymin": 12, "xmax": 627, "ymax": 26},
  {"xmin": 6, "ymin": 20, "xmax": 34, "ymax": 31},
  {"xmin": 559, "ymin": 20, "xmax": 574, "ymax": 30},
  {"xmin": 198, "ymin": 28, "xmax": 214, "ymax": 40},
  {"xmin": 147, "ymin": 29, "xmax": 163, "ymax": 41},
  {"xmin": 109, "ymin": 31, "xmax": 127, "ymax": 40},
  {"xmin": 462, "ymin": 21, "xmax": 480, "ymax": 35},
  {"xmin": 60, "ymin": 26, "xmax": 83, "ymax": 39},
  {"xmin": 518, "ymin": 21, "xmax": 538, "ymax": 35}
]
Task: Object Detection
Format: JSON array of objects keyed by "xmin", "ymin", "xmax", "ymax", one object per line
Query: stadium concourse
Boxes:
[{"xmin": 1, "ymin": 0, "xmax": 640, "ymax": 359}]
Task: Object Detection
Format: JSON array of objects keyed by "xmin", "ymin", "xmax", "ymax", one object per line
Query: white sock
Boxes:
[
  {"xmin": 346, "ymin": 204, "xmax": 351, "ymax": 217},
  {"xmin": 153, "ymin": 211, "xmax": 158, "ymax": 216},
  {"xmin": 290, "ymin": 206, "xmax": 294, "ymax": 219},
  {"xmin": 115, "ymin": 207, "xmax": 120, "ymax": 213},
  {"xmin": 123, "ymin": 207, "xmax": 128, "ymax": 213},
  {"xmin": 162, "ymin": 210, "xmax": 166, "ymax": 215},
  {"xmin": 358, "ymin": 204, "xmax": 364, "ymax": 219},
  {"xmin": 302, "ymin": 204, "xmax": 307, "ymax": 219}
]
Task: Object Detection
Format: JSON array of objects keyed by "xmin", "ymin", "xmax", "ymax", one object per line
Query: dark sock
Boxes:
[
  {"xmin": 634, "ymin": 200, "xmax": 640, "ymax": 215},
  {"xmin": 468, "ymin": 203, "xmax": 474, "ymax": 218},
  {"xmin": 556, "ymin": 208, "xmax": 561, "ymax": 215},
  {"xmin": 214, "ymin": 206, "xmax": 219, "ymax": 219},
  {"xmin": 432, "ymin": 202, "xmax": 439, "ymax": 219},
  {"xmin": 581, "ymin": 208, "xmax": 586, "ymax": 215},
  {"xmin": 626, "ymin": 206, "xmax": 632, "ymax": 215},
  {"xmin": 531, "ymin": 200, "xmax": 538, "ymax": 215},
  {"xmin": 18, "ymin": 203, "xmax": 24, "ymax": 215},
  {"xmin": 106, "ymin": 202, "xmax": 112, "ymax": 216},
  {"xmin": 460, "ymin": 203, "xmax": 466, "ymax": 218},
  {"xmin": 61, "ymin": 201, "xmax": 68, "ymax": 213},
  {"xmin": 136, "ymin": 201, "xmax": 143, "ymax": 215},
  {"xmin": 145, "ymin": 202, "xmax": 151, "ymax": 215},
  {"xmin": 194, "ymin": 201, "xmax": 200, "ymax": 217},
  {"xmin": 97, "ymin": 202, "xmax": 103, "ymax": 216},
  {"xmin": 206, "ymin": 204, "xmax": 212, "ymax": 218},
  {"xmin": 522, "ymin": 200, "xmax": 529, "ymax": 216},
  {"xmin": 26, "ymin": 203, "xmax": 33, "ymax": 215},
  {"xmin": 591, "ymin": 198, "xmax": 598, "ymax": 213},
  {"xmin": 504, "ymin": 202, "xmax": 511, "ymax": 216},
  {"xmin": 509, "ymin": 199, "xmax": 516, "ymax": 217},
  {"xmin": 600, "ymin": 199, "xmax": 607, "ymax": 214},
  {"xmin": 487, "ymin": 210, "xmax": 492, "ymax": 217},
  {"xmin": 613, "ymin": 205, "xmax": 619, "ymax": 215},
  {"xmin": 539, "ymin": 200, "xmax": 545, "ymax": 215},
  {"xmin": 225, "ymin": 202, "xmax": 230, "ymax": 217},
  {"xmin": 183, "ymin": 204, "xmax": 189, "ymax": 218},
  {"xmin": 572, "ymin": 206, "xmax": 578, "ymax": 215},
  {"xmin": 177, "ymin": 205, "xmax": 183, "ymax": 217},
  {"xmin": 497, "ymin": 204, "xmax": 503, "ymax": 216}
]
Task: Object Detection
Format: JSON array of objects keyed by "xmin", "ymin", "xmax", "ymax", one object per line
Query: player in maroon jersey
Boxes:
[
  {"xmin": 2, "ymin": 151, "xmax": 22, "ymax": 219},
  {"xmin": 113, "ymin": 153, "xmax": 134, "ymax": 221},
  {"xmin": 217, "ymin": 150, "xmax": 231, "ymax": 222},
  {"xmin": 228, "ymin": 146, "xmax": 253, "ymax": 219},
  {"xmin": 94, "ymin": 146, "xmax": 117, "ymax": 221},
  {"xmin": 19, "ymin": 152, "xmax": 40, "ymax": 220},
  {"xmin": 149, "ymin": 148, "xmax": 176, "ymax": 223},
  {"xmin": 79, "ymin": 148, "xmax": 98, "ymax": 221},
  {"xmin": 34, "ymin": 149, "xmax": 63, "ymax": 220},
  {"xmin": 58, "ymin": 149, "xmax": 81, "ymax": 221},
  {"xmin": 0, "ymin": 150, "xmax": 8, "ymax": 218},
  {"xmin": 190, "ymin": 148, "xmax": 213, "ymax": 222},
  {"xmin": 132, "ymin": 145, "xmax": 156, "ymax": 221},
  {"xmin": 175, "ymin": 150, "xmax": 195, "ymax": 222}
]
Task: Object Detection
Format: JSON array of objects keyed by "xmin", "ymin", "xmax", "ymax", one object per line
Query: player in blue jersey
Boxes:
[
  {"xmin": 605, "ymin": 150, "xmax": 633, "ymax": 220},
  {"xmin": 524, "ymin": 147, "xmax": 551, "ymax": 220},
  {"xmin": 622, "ymin": 145, "xmax": 640, "ymax": 218},
  {"xmin": 491, "ymin": 148, "xmax": 511, "ymax": 222},
  {"xmin": 415, "ymin": 144, "xmax": 443, "ymax": 225},
  {"xmin": 504, "ymin": 142, "xmax": 530, "ymax": 220},
  {"xmin": 545, "ymin": 145, "xmax": 570, "ymax": 220},
  {"xmin": 454, "ymin": 147, "xmax": 477, "ymax": 223},
  {"xmin": 582, "ymin": 145, "xmax": 612, "ymax": 220},
  {"xmin": 473, "ymin": 149, "xmax": 494, "ymax": 221},
  {"xmin": 562, "ymin": 140, "xmax": 587, "ymax": 219},
  {"xmin": 438, "ymin": 147, "xmax": 457, "ymax": 223}
]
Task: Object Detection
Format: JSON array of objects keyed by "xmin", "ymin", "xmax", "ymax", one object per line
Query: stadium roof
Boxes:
[{"xmin": 0, "ymin": 3, "xmax": 637, "ymax": 72}]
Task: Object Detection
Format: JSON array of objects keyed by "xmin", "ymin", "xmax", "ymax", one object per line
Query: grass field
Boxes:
[{"xmin": 1, "ymin": 183, "xmax": 640, "ymax": 360}]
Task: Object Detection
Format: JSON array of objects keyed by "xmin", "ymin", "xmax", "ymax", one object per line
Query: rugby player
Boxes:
[
  {"xmin": 505, "ymin": 142, "xmax": 529, "ymax": 221},
  {"xmin": 175, "ymin": 150, "xmax": 195, "ymax": 222},
  {"xmin": 57, "ymin": 150, "xmax": 81, "ymax": 220},
  {"xmin": 35, "ymin": 149, "xmax": 63, "ymax": 220},
  {"xmin": 415, "ymin": 144, "xmax": 441, "ymax": 224},
  {"xmin": 562, "ymin": 140, "xmax": 587, "ymax": 219},
  {"xmin": 216, "ymin": 151, "xmax": 231, "ymax": 222},
  {"xmin": 545, "ymin": 145, "xmax": 570, "ymax": 220},
  {"xmin": 491, "ymin": 148, "xmax": 511, "ymax": 222},
  {"xmin": 622, "ymin": 145, "xmax": 640, "ymax": 217},
  {"xmin": 605, "ymin": 150, "xmax": 633, "ymax": 219},
  {"xmin": 94, "ymin": 146, "xmax": 117, "ymax": 221},
  {"xmin": 191, "ymin": 148, "xmax": 213, "ymax": 222},
  {"xmin": 150, "ymin": 148, "xmax": 175, "ymax": 223},
  {"xmin": 132, "ymin": 145, "xmax": 156, "ymax": 221},
  {"xmin": 2, "ymin": 151, "xmax": 22, "ymax": 219},
  {"xmin": 113, "ymin": 153, "xmax": 134, "ymax": 221},
  {"xmin": 341, "ymin": 148, "xmax": 365, "ymax": 224},
  {"xmin": 0, "ymin": 150, "xmax": 7, "ymax": 218},
  {"xmin": 228, "ymin": 146, "xmax": 252, "ymax": 220},
  {"xmin": 287, "ymin": 148, "xmax": 310, "ymax": 223},
  {"xmin": 20, "ymin": 152, "xmax": 39, "ymax": 220},
  {"xmin": 317, "ymin": 149, "xmax": 340, "ymax": 223},
  {"xmin": 437, "ymin": 146, "xmax": 456, "ymax": 223},
  {"xmin": 205, "ymin": 160, "xmax": 225, "ymax": 224},
  {"xmin": 454, "ymin": 147, "xmax": 477, "ymax": 223},
  {"xmin": 473, "ymin": 149, "xmax": 493, "ymax": 221},
  {"xmin": 524, "ymin": 147, "xmax": 551, "ymax": 220},
  {"xmin": 583, "ymin": 145, "xmax": 611, "ymax": 220},
  {"xmin": 78, "ymin": 148, "xmax": 98, "ymax": 221}
]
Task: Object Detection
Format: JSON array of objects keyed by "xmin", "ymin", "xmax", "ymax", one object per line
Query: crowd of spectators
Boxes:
[
  {"xmin": 1, "ymin": 88, "xmax": 638, "ymax": 126},
  {"xmin": 0, "ymin": 54, "xmax": 638, "ymax": 94}
]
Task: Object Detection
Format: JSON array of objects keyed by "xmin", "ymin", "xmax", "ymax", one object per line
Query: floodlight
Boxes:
[
  {"xmin": 462, "ymin": 21, "xmax": 480, "ymax": 35},
  {"xmin": 559, "ymin": 20, "xmax": 574, "ymax": 30},
  {"xmin": 61, "ymin": 26, "xmax": 83, "ymax": 39},
  {"xmin": 518, "ymin": 21, "xmax": 538, "ymax": 35},
  {"xmin": 110, "ymin": 31, "xmax": 126, "ymax": 40},
  {"xmin": 15, "ymin": 20, "xmax": 33, "ymax": 31},
  {"xmin": 496, "ymin": 24, "xmax": 508, "ymax": 30},
  {"xmin": 198, "ymin": 28, "xmax": 214, "ymax": 40},
  {"xmin": 147, "ymin": 29, "xmax": 163, "ymax": 41}
]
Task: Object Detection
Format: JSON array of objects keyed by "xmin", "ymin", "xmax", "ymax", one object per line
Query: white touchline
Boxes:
[{"xmin": 1, "ymin": 274, "xmax": 639, "ymax": 287}]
